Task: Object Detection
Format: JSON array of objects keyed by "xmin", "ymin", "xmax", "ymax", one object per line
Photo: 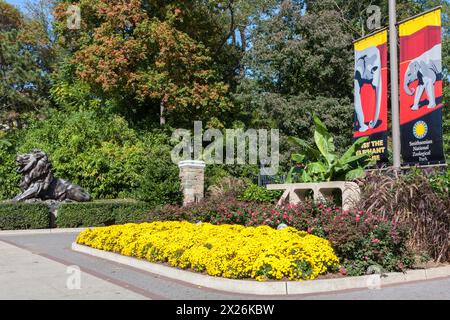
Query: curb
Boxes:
[
  {"xmin": 72, "ymin": 243, "xmax": 450, "ymax": 296},
  {"xmin": 0, "ymin": 228, "xmax": 87, "ymax": 236}
]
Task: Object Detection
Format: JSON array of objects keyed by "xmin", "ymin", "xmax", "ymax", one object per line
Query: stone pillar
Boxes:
[{"xmin": 178, "ymin": 160, "xmax": 205, "ymax": 206}]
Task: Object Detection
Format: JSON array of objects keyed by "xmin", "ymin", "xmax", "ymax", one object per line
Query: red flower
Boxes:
[
  {"xmin": 355, "ymin": 214, "xmax": 361, "ymax": 222},
  {"xmin": 371, "ymin": 238, "xmax": 380, "ymax": 244}
]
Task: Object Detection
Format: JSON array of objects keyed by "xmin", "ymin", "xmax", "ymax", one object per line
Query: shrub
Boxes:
[
  {"xmin": 0, "ymin": 202, "xmax": 50, "ymax": 230},
  {"xmin": 204, "ymin": 164, "xmax": 259, "ymax": 192},
  {"xmin": 428, "ymin": 168, "xmax": 450, "ymax": 200},
  {"xmin": 0, "ymin": 109, "xmax": 181, "ymax": 206},
  {"xmin": 129, "ymin": 131, "xmax": 182, "ymax": 207},
  {"xmin": 215, "ymin": 201, "xmax": 413, "ymax": 275},
  {"xmin": 207, "ymin": 176, "xmax": 250, "ymax": 199},
  {"xmin": 304, "ymin": 205, "xmax": 413, "ymax": 276},
  {"xmin": 18, "ymin": 109, "xmax": 149, "ymax": 199},
  {"xmin": 287, "ymin": 115, "xmax": 372, "ymax": 183},
  {"xmin": 239, "ymin": 184, "xmax": 282, "ymax": 203},
  {"xmin": 150, "ymin": 198, "xmax": 234, "ymax": 223},
  {"xmin": 57, "ymin": 200, "xmax": 154, "ymax": 228},
  {"xmin": 151, "ymin": 198, "xmax": 413, "ymax": 276},
  {"xmin": 0, "ymin": 130, "xmax": 22, "ymax": 200},
  {"xmin": 76, "ymin": 221, "xmax": 340, "ymax": 281},
  {"xmin": 358, "ymin": 169, "xmax": 450, "ymax": 262}
]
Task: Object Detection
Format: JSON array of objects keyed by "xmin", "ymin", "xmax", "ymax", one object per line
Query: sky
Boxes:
[{"xmin": 5, "ymin": 0, "xmax": 27, "ymax": 11}]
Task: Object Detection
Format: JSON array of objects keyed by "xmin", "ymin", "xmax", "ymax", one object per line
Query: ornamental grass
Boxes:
[{"xmin": 76, "ymin": 221, "xmax": 339, "ymax": 281}]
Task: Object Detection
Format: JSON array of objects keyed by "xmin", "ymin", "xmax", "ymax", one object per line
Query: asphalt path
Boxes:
[{"xmin": 0, "ymin": 232, "xmax": 449, "ymax": 300}]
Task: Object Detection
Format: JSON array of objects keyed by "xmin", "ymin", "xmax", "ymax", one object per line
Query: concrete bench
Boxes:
[{"xmin": 266, "ymin": 182, "xmax": 361, "ymax": 211}]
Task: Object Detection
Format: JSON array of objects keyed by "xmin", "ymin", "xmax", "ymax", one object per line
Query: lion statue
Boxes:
[{"xmin": 12, "ymin": 149, "xmax": 91, "ymax": 202}]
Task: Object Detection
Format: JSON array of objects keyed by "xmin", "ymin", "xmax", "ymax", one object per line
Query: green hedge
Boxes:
[
  {"xmin": 56, "ymin": 200, "xmax": 154, "ymax": 228},
  {"xmin": 0, "ymin": 203, "xmax": 50, "ymax": 230}
]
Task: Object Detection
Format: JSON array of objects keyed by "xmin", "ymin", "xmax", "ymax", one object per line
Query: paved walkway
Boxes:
[
  {"xmin": 0, "ymin": 240, "xmax": 146, "ymax": 300},
  {"xmin": 0, "ymin": 232, "xmax": 449, "ymax": 300}
]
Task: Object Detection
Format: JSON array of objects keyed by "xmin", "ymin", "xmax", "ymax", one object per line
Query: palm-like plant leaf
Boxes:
[
  {"xmin": 307, "ymin": 161, "xmax": 327, "ymax": 174},
  {"xmin": 287, "ymin": 116, "xmax": 372, "ymax": 183},
  {"xmin": 314, "ymin": 130, "xmax": 336, "ymax": 165},
  {"xmin": 339, "ymin": 136, "xmax": 368, "ymax": 164},
  {"xmin": 0, "ymin": 139, "xmax": 12, "ymax": 148},
  {"xmin": 291, "ymin": 153, "xmax": 305, "ymax": 163},
  {"xmin": 288, "ymin": 136, "xmax": 321, "ymax": 160},
  {"xmin": 313, "ymin": 115, "xmax": 336, "ymax": 153},
  {"xmin": 345, "ymin": 167, "xmax": 366, "ymax": 180}
]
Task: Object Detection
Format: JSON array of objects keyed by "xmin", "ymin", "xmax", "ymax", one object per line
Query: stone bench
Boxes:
[{"xmin": 266, "ymin": 182, "xmax": 361, "ymax": 211}]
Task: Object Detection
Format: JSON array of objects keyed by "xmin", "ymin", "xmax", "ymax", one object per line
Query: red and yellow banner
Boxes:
[
  {"xmin": 399, "ymin": 8, "xmax": 445, "ymax": 165},
  {"xmin": 353, "ymin": 29, "xmax": 389, "ymax": 163}
]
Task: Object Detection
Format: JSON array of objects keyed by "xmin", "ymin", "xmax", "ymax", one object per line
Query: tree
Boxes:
[
  {"xmin": 236, "ymin": 0, "xmax": 448, "ymax": 161},
  {"xmin": 22, "ymin": 0, "xmax": 62, "ymax": 74},
  {"xmin": 306, "ymin": 0, "xmax": 421, "ymax": 38},
  {"xmin": 206, "ymin": 0, "xmax": 278, "ymax": 82},
  {"xmin": 0, "ymin": 2, "xmax": 47, "ymax": 115},
  {"xmin": 53, "ymin": 0, "xmax": 237, "ymax": 126},
  {"xmin": 236, "ymin": 0, "xmax": 355, "ymax": 155},
  {"xmin": 0, "ymin": 1, "xmax": 22, "ymax": 32},
  {"xmin": 0, "ymin": 0, "xmax": 57, "ymax": 116}
]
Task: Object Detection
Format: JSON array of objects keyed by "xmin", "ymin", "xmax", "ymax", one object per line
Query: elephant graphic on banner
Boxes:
[
  {"xmin": 354, "ymin": 46, "xmax": 382, "ymax": 133},
  {"xmin": 403, "ymin": 44, "xmax": 442, "ymax": 111}
]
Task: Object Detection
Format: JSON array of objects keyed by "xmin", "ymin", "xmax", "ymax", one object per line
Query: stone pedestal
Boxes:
[{"xmin": 178, "ymin": 160, "xmax": 205, "ymax": 206}]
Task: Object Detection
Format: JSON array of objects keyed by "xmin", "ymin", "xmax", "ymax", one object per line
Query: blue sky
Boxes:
[{"xmin": 5, "ymin": 0, "xmax": 27, "ymax": 10}]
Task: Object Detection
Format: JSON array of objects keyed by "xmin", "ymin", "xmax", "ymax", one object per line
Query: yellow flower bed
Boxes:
[{"xmin": 76, "ymin": 221, "xmax": 339, "ymax": 281}]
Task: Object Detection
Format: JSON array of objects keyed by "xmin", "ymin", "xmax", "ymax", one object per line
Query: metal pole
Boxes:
[{"xmin": 389, "ymin": 0, "xmax": 401, "ymax": 169}]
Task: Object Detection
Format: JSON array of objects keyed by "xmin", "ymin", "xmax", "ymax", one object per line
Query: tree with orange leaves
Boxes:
[{"xmin": 53, "ymin": 0, "xmax": 233, "ymax": 126}]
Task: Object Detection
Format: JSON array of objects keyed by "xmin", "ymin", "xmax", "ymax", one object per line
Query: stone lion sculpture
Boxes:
[{"xmin": 12, "ymin": 149, "xmax": 91, "ymax": 202}]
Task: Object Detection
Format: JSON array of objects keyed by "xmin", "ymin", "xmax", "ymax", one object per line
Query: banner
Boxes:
[
  {"xmin": 353, "ymin": 29, "xmax": 389, "ymax": 164},
  {"xmin": 399, "ymin": 8, "xmax": 445, "ymax": 165}
]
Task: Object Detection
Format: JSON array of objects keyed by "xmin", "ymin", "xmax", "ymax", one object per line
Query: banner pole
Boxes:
[{"xmin": 389, "ymin": 0, "xmax": 401, "ymax": 170}]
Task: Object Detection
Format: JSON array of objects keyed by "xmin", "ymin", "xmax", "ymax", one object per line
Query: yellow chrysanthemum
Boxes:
[{"xmin": 76, "ymin": 221, "xmax": 339, "ymax": 281}]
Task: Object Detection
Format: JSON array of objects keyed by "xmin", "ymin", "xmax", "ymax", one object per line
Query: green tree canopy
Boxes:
[
  {"xmin": 0, "ymin": 0, "xmax": 57, "ymax": 116},
  {"xmin": 53, "ymin": 0, "xmax": 247, "ymax": 126}
]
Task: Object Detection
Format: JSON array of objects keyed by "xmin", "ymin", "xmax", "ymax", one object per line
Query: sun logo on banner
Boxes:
[{"xmin": 413, "ymin": 121, "xmax": 428, "ymax": 140}]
